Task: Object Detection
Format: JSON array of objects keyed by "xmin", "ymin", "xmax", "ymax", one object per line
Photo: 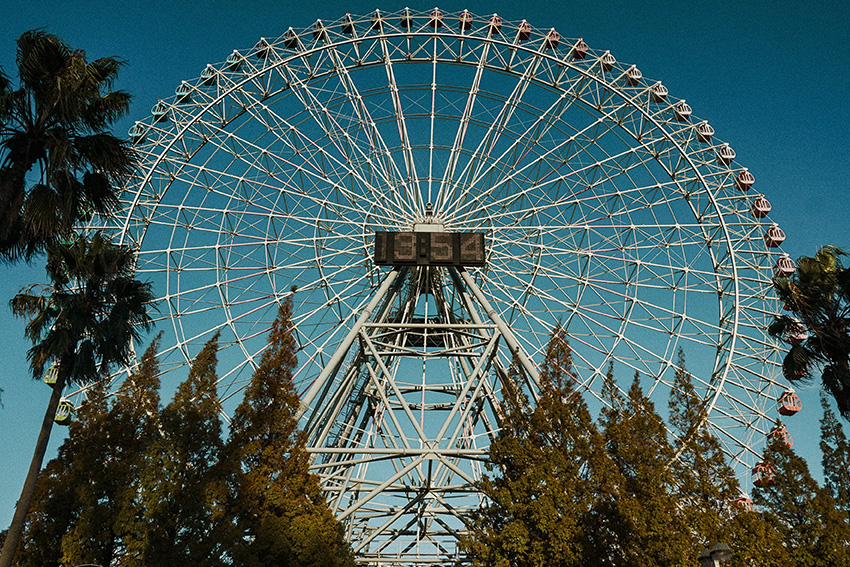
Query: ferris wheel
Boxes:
[{"xmin": 92, "ymin": 7, "xmax": 797, "ymax": 565}]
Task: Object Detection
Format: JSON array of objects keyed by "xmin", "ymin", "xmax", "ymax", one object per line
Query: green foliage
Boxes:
[
  {"xmin": 598, "ymin": 372, "xmax": 693, "ymax": 567},
  {"xmin": 10, "ymin": 458, "xmax": 75, "ymax": 567},
  {"xmin": 463, "ymin": 327, "xmax": 618, "ymax": 567},
  {"xmin": 1, "ymin": 29, "xmax": 142, "ymax": 567},
  {"xmin": 3, "ymin": 232, "xmax": 154, "ymax": 567},
  {"xmin": 227, "ymin": 295, "xmax": 354, "ymax": 567},
  {"xmin": 772, "ymin": 245, "xmax": 850, "ymax": 417},
  {"xmin": 668, "ymin": 349, "xmax": 739, "ymax": 547},
  {"xmin": 10, "ymin": 232, "xmax": 154, "ymax": 389},
  {"xmin": 819, "ymin": 393, "xmax": 850, "ymax": 516},
  {"xmin": 723, "ymin": 510, "xmax": 791, "ymax": 567},
  {"xmin": 14, "ymin": 298, "xmax": 353, "ymax": 566},
  {"xmin": 754, "ymin": 438, "xmax": 850, "ymax": 565},
  {"xmin": 665, "ymin": 351, "xmax": 790, "ymax": 567},
  {"xmin": 13, "ymin": 338, "xmax": 163, "ymax": 567},
  {"xmin": 461, "ymin": 339, "xmax": 846, "ymax": 567},
  {"xmin": 0, "ymin": 30, "xmax": 133, "ymax": 262},
  {"xmin": 131, "ymin": 333, "xmax": 232, "ymax": 566}
]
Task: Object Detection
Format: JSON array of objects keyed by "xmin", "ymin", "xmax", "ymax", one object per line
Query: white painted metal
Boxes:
[{"xmin": 88, "ymin": 8, "xmax": 794, "ymax": 566}]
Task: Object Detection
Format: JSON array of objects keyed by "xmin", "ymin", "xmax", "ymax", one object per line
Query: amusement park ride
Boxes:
[{"xmin": 67, "ymin": 8, "xmax": 804, "ymax": 564}]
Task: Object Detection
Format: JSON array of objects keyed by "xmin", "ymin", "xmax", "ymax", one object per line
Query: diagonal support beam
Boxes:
[
  {"xmin": 298, "ymin": 268, "xmax": 401, "ymax": 424},
  {"xmin": 452, "ymin": 268, "xmax": 541, "ymax": 386}
]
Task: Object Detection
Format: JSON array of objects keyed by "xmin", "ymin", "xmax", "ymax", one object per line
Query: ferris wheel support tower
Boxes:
[{"xmin": 298, "ymin": 231, "xmax": 540, "ymax": 561}]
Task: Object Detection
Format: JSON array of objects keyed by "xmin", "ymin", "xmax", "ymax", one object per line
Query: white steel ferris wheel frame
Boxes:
[{"xmin": 90, "ymin": 7, "xmax": 796, "ymax": 565}]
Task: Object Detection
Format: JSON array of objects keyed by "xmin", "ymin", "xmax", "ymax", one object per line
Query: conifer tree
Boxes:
[
  {"xmin": 668, "ymin": 349, "xmax": 739, "ymax": 546},
  {"xmin": 597, "ymin": 371, "xmax": 692, "ymax": 567},
  {"xmin": 820, "ymin": 393, "xmax": 850, "ymax": 516},
  {"xmin": 13, "ymin": 381, "xmax": 118, "ymax": 566},
  {"xmin": 13, "ymin": 337, "xmax": 163, "ymax": 567},
  {"xmin": 10, "ymin": 458, "xmax": 75, "ymax": 567},
  {"xmin": 132, "ymin": 333, "xmax": 231, "ymax": 566},
  {"xmin": 226, "ymin": 295, "xmax": 354, "ymax": 567},
  {"xmin": 54, "ymin": 379, "xmax": 121, "ymax": 566},
  {"xmin": 461, "ymin": 327, "xmax": 615, "ymax": 567},
  {"xmin": 754, "ymin": 438, "xmax": 850, "ymax": 565},
  {"xmin": 108, "ymin": 336, "xmax": 164, "ymax": 564},
  {"xmin": 666, "ymin": 351, "xmax": 789, "ymax": 567},
  {"xmin": 723, "ymin": 509, "xmax": 791, "ymax": 567},
  {"xmin": 13, "ymin": 381, "xmax": 122, "ymax": 566}
]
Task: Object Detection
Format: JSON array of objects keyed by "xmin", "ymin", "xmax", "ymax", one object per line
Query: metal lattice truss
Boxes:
[
  {"xmin": 301, "ymin": 266, "xmax": 538, "ymax": 563},
  {"xmin": 79, "ymin": 8, "xmax": 797, "ymax": 566}
]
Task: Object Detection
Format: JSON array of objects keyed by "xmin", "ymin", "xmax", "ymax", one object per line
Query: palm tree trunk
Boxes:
[{"xmin": 0, "ymin": 377, "xmax": 64, "ymax": 567}]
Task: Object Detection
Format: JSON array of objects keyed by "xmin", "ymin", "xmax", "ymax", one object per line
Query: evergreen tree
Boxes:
[
  {"xmin": 54, "ymin": 379, "xmax": 119, "ymax": 565},
  {"xmin": 820, "ymin": 393, "xmax": 850, "ymax": 516},
  {"xmin": 666, "ymin": 350, "xmax": 790, "ymax": 567},
  {"xmin": 13, "ymin": 380, "xmax": 119, "ymax": 567},
  {"xmin": 597, "ymin": 371, "xmax": 692, "ymax": 567},
  {"xmin": 9, "ymin": 458, "xmax": 75, "ymax": 567},
  {"xmin": 5, "ymin": 233, "xmax": 153, "ymax": 566},
  {"xmin": 132, "ymin": 333, "xmax": 231, "ymax": 566},
  {"xmin": 754, "ymin": 438, "xmax": 850, "ymax": 565},
  {"xmin": 227, "ymin": 295, "xmax": 354, "ymax": 567},
  {"xmin": 105, "ymin": 336, "xmax": 164, "ymax": 565},
  {"xmin": 461, "ymin": 327, "xmax": 615, "ymax": 567},
  {"xmin": 13, "ymin": 337, "xmax": 163, "ymax": 567},
  {"xmin": 723, "ymin": 509, "xmax": 792, "ymax": 567},
  {"xmin": 668, "ymin": 349, "xmax": 739, "ymax": 546}
]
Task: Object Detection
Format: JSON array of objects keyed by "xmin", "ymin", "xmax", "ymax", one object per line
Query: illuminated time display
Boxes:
[{"xmin": 374, "ymin": 232, "xmax": 486, "ymax": 267}]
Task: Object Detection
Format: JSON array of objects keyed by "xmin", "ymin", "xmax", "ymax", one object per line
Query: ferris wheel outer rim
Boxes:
[{"xmin": 94, "ymin": 8, "xmax": 790, "ymax": 487}]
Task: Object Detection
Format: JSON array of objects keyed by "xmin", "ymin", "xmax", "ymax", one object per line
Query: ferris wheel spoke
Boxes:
[
  {"xmin": 449, "ymin": 122, "xmax": 654, "ymax": 225},
  {"xmin": 195, "ymin": 154, "xmax": 398, "ymax": 232},
  {"xmin": 278, "ymin": 61, "xmax": 415, "ymax": 216},
  {"xmin": 142, "ymin": 245, "xmax": 368, "ymax": 325},
  {"xmin": 218, "ymin": 83, "xmax": 405, "ymax": 222},
  {"xmin": 485, "ymin": 230, "xmax": 723, "ymax": 350},
  {"xmin": 438, "ymin": 54, "xmax": 549, "ymax": 214},
  {"xmin": 380, "ymin": 37, "xmax": 425, "ymax": 210},
  {"xmin": 457, "ymin": 52, "xmax": 546, "ymax": 185},
  {"xmin": 151, "ymin": 123, "xmax": 379, "ymax": 224},
  {"xmin": 433, "ymin": 39, "xmax": 492, "ymax": 213},
  {"xmin": 444, "ymin": 75, "xmax": 631, "ymax": 218},
  {"xmin": 325, "ymin": 44, "xmax": 418, "ymax": 213},
  {"xmin": 280, "ymin": 64, "xmax": 391, "ymax": 184}
]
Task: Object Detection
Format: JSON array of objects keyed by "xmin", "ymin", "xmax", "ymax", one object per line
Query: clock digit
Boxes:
[
  {"xmin": 393, "ymin": 232, "xmax": 416, "ymax": 262},
  {"xmin": 430, "ymin": 233, "xmax": 454, "ymax": 263},
  {"xmin": 374, "ymin": 232, "xmax": 388, "ymax": 264},
  {"xmin": 460, "ymin": 233, "xmax": 484, "ymax": 264}
]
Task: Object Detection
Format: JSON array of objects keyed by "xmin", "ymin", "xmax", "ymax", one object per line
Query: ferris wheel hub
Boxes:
[
  {"xmin": 413, "ymin": 219, "xmax": 445, "ymax": 232},
  {"xmin": 413, "ymin": 202, "xmax": 444, "ymax": 231}
]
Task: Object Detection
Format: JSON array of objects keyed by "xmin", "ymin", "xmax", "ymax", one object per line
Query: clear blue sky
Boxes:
[{"xmin": 1, "ymin": 0, "xmax": 849, "ymax": 531}]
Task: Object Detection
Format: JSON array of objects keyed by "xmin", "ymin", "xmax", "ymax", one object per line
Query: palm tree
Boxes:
[
  {"xmin": 770, "ymin": 245, "xmax": 850, "ymax": 418},
  {"xmin": 0, "ymin": 30, "xmax": 133, "ymax": 262},
  {"xmin": 0, "ymin": 232, "xmax": 153, "ymax": 567}
]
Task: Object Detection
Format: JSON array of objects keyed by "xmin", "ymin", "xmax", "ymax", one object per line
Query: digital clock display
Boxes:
[{"xmin": 374, "ymin": 231, "xmax": 485, "ymax": 267}]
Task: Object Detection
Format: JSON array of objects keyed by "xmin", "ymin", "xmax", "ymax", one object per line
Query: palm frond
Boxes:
[
  {"xmin": 73, "ymin": 132, "xmax": 134, "ymax": 175},
  {"xmin": 82, "ymin": 90, "xmax": 132, "ymax": 131},
  {"xmin": 1, "ymin": 30, "xmax": 134, "ymax": 261},
  {"xmin": 24, "ymin": 182, "xmax": 68, "ymax": 240}
]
